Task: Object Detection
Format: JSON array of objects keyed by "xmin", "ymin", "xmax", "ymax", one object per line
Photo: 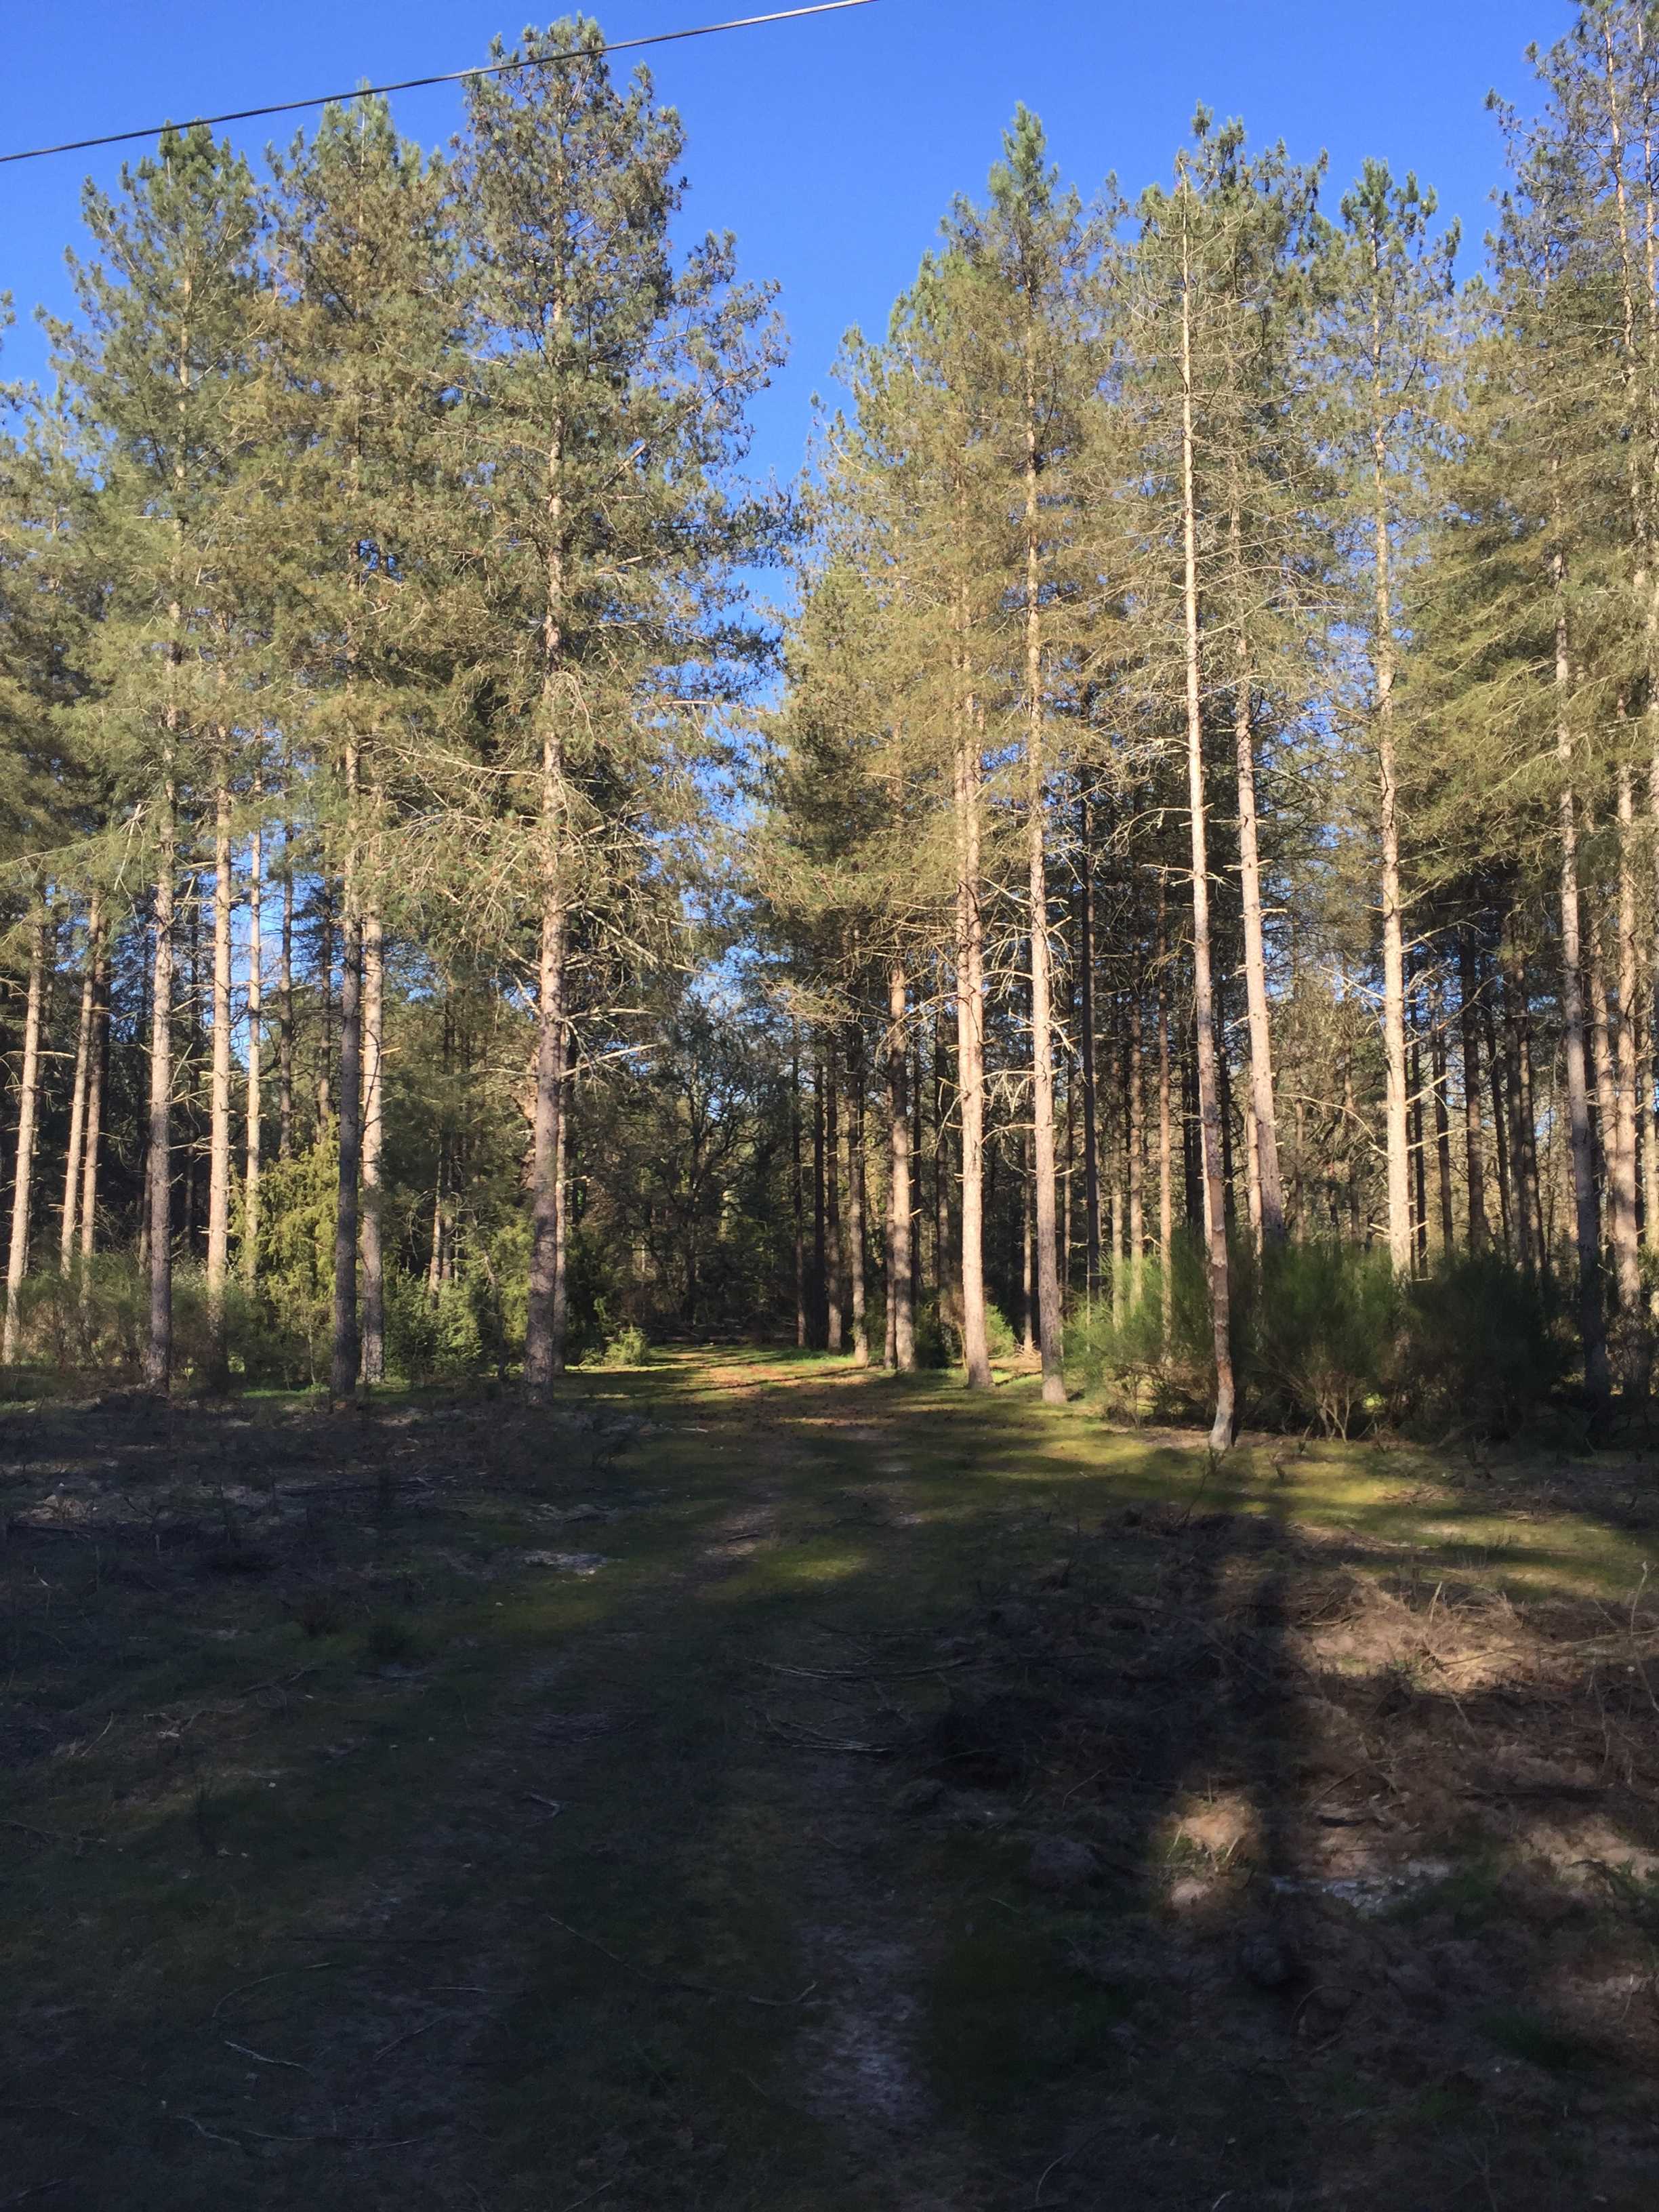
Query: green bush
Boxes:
[
  {"xmin": 596, "ymin": 1319, "xmax": 651, "ymax": 1368},
  {"xmin": 1399, "ymin": 1251, "xmax": 1565, "ymax": 1437},
  {"xmin": 1244, "ymin": 1241, "xmax": 1404, "ymax": 1439}
]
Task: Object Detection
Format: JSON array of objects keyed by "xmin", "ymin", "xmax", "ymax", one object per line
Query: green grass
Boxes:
[{"xmin": 3, "ymin": 1347, "xmax": 1658, "ymax": 2209}]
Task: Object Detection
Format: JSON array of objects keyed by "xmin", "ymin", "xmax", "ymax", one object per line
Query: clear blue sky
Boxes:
[{"xmin": 1, "ymin": 0, "xmax": 1574, "ymax": 485}]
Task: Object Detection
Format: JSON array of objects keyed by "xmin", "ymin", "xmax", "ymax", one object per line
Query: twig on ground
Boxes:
[
  {"xmin": 210, "ymin": 1961, "xmax": 342, "ymax": 2020},
  {"xmin": 372, "ymin": 2012, "xmax": 453, "ymax": 2060},
  {"xmin": 223, "ymin": 2038, "xmax": 310, "ymax": 2072},
  {"xmin": 0, "ymin": 2185, "xmax": 70, "ymax": 2207},
  {"xmin": 546, "ymin": 1914, "xmax": 819, "ymax": 2009},
  {"xmin": 175, "ymin": 2114, "xmax": 244, "ymax": 2151},
  {"xmin": 520, "ymin": 1791, "xmax": 563, "ymax": 1813},
  {"xmin": 1033, "ymin": 2118, "xmax": 1114, "ymax": 2205}
]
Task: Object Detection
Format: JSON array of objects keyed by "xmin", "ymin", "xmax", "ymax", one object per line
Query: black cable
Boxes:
[{"xmin": 0, "ymin": 0, "xmax": 876, "ymax": 168}]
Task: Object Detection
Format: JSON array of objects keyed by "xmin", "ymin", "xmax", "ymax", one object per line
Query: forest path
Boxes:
[{"xmin": 5, "ymin": 1351, "xmax": 1659, "ymax": 2209}]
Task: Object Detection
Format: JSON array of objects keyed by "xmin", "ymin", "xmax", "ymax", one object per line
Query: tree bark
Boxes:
[
  {"xmin": 524, "ymin": 401, "xmax": 570, "ymax": 1404},
  {"xmin": 825, "ymin": 1031, "xmax": 843, "ymax": 1354},
  {"xmin": 3, "ymin": 906, "xmax": 48, "ymax": 1364},
  {"xmin": 1457, "ymin": 928, "xmax": 1488, "ymax": 1252},
  {"xmin": 1554, "ymin": 544, "xmax": 1610, "ymax": 1408},
  {"xmin": 848, "ymin": 1024, "xmax": 869, "ymax": 1368},
  {"xmin": 146, "ymin": 787, "xmax": 176, "ymax": 1395},
  {"xmin": 206, "ymin": 772, "xmax": 234, "ymax": 1387},
  {"xmin": 1370, "ymin": 256, "xmax": 1412, "ymax": 1277},
  {"xmin": 792, "ymin": 1038, "xmax": 806, "ymax": 1350},
  {"xmin": 1229, "ymin": 504, "xmax": 1286, "ymax": 1245},
  {"xmin": 1431, "ymin": 1003, "xmax": 1455, "ymax": 1253},
  {"xmin": 244, "ymin": 796, "xmax": 262, "ymax": 1285},
  {"xmin": 1157, "ymin": 879, "xmax": 1175, "ymax": 1347},
  {"xmin": 1614, "ymin": 764, "xmax": 1643, "ymax": 1307},
  {"xmin": 60, "ymin": 899, "xmax": 101, "ymax": 1276},
  {"xmin": 1023, "ymin": 325, "xmax": 1064, "ymax": 1406},
  {"xmin": 954, "ymin": 624, "xmax": 992, "ymax": 1391},
  {"xmin": 1078, "ymin": 800, "xmax": 1101, "ymax": 1302},
  {"xmin": 359, "ymin": 907, "xmax": 385, "ymax": 1382},
  {"xmin": 277, "ymin": 833, "xmax": 294, "ymax": 1162},
  {"xmin": 1179, "ymin": 188, "xmax": 1235, "ymax": 1450},
  {"xmin": 886, "ymin": 965, "xmax": 914, "ymax": 1370},
  {"xmin": 330, "ymin": 851, "xmax": 363, "ymax": 1408},
  {"xmin": 79, "ymin": 935, "xmax": 108, "ymax": 1278}
]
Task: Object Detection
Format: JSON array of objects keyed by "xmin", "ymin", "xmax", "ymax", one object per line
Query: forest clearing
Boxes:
[
  {"xmin": 5, "ymin": 1352, "xmax": 1659, "ymax": 2209},
  {"xmin": 12, "ymin": 0, "xmax": 1659, "ymax": 2200}
]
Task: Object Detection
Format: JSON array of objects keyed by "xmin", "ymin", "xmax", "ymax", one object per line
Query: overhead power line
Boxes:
[{"xmin": 0, "ymin": 0, "xmax": 876, "ymax": 169}]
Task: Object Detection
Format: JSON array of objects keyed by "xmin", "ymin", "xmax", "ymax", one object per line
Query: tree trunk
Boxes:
[
  {"xmin": 1128, "ymin": 972, "xmax": 1146, "ymax": 1312},
  {"xmin": 848, "ymin": 1025, "xmax": 869, "ymax": 1368},
  {"xmin": 886, "ymin": 964, "xmax": 914, "ymax": 1370},
  {"xmin": 79, "ymin": 934, "xmax": 108, "ymax": 1278},
  {"xmin": 359, "ymin": 907, "xmax": 385, "ymax": 1383},
  {"xmin": 1614, "ymin": 764, "xmax": 1643, "ymax": 1307},
  {"xmin": 1023, "ymin": 327, "xmax": 1064, "ymax": 1406},
  {"xmin": 792, "ymin": 1039, "xmax": 807, "ymax": 1351},
  {"xmin": 330, "ymin": 858, "xmax": 363, "ymax": 1408},
  {"xmin": 1157, "ymin": 880, "xmax": 1174, "ymax": 1346},
  {"xmin": 1179, "ymin": 194, "xmax": 1235, "ymax": 1450},
  {"xmin": 60, "ymin": 899, "xmax": 101, "ymax": 1276},
  {"xmin": 1555, "ymin": 545, "xmax": 1610, "ymax": 1407},
  {"xmin": 206, "ymin": 773, "xmax": 234, "ymax": 1387},
  {"xmin": 1372, "ymin": 269, "xmax": 1412, "ymax": 1277},
  {"xmin": 813, "ymin": 1053, "xmax": 826, "ymax": 1346},
  {"xmin": 3, "ymin": 906, "xmax": 47, "ymax": 1364},
  {"xmin": 146, "ymin": 787, "xmax": 176, "ymax": 1395},
  {"xmin": 1230, "ymin": 506, "xmax": 1286, "ymax": 1245},
  {"xmin": 244, "ymin": 798, "xmax": 262, "ymax": 1285},
  {"xmin": 278, "ymin": 834, "xmax": 294, "ymax": 1161},
  {"xmin": 1458, "ymin": 928, "xmax": 1488, "ymax": 1252},
  {"xmin": 954, "ymin": 634, "xmax": 992, "ymax": 1391},
  {"xmin": 825, "ymin": 1033, "xmax": 843, "ymax": 1353},
  {"xmin": 1431, "ymin": 1006, "xmax": 1455, "ymax": 1253},
  {"xmin": 1078, "ymin": 800, "xmax": 1101, "ymax": 1302},
  {"xmin": 524, "ymin": 407, "xmax": 571, "ymax": 1402},
  {"xmin": 551, "ymin": 1022, "xmax": 571, "ymax": 1375}
]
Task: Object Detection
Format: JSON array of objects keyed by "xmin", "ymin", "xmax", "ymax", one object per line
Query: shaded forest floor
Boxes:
[{"xmin": 7, "ymin": 1351, "xmax": 1659, "ymax": 2208}]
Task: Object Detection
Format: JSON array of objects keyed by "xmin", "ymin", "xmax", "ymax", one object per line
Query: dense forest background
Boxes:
[{"xmin": 3, "ymin": 3, "xmax": 1657, "ymax": 1435}]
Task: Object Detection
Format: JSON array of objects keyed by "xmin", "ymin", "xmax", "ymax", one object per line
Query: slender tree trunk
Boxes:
[
  {"xmin": 146, "ymin": 788, "xmax": 176, "ymax": 1395},
  {"xmin": 525, "ymin": 406, "xmax": 571, "ymax": 1404},
  {"xmin": 244, "ymin": 796, "xmax": 262, "ymax": 1286},
  {"xmin": 1555, "ymin": 543, "xmax": 1610, "ymax": 1407},
  {"xmin": 1157, "ymin": 881, "xmax": 1174, "ymax": 1346},
  {"xmin": 330, "ymin": 834, "xmax": 363, "ymax": 1408},
  {"xmin": 1431, "ymin": 1005, "xmax": 1455, "ymax": 1253},
  {"xmin": 1128, "ymin": 971, "xmax": 1146, "ymax": 1313},
  {"xmin": 206, "ymin": 772, "xmax": 234, "ymax": 1387},
  {"xmin": 813, "ymin": 1052, "xmax": 826, "ymax": 1347},
  {"xmin": 278, "ymin": 835, "xmax": 294, "ymax": 1161},
  {"xmin": 848, "ymin": 1025, "xmax": 869, "ymax": 1368},
  {"xmin": 359, "ymin": 907, "xmax": 385, "ymax": 1382},
  {"xmin": 1230, "ymin": 505, "xmax": 1286, "ymax": 1246},
  {"xmin": 825, "ymin": 1033, "xmax": 844, "ymax": 1353},
  {"xmin": 954, "ymin": 626, "xmax": 992, "ymax": 1391},
  {"xmin": 792, "ymin": 1039, "xmax": 806, "ymax": 1351},
  {"xmin": 1615, "ymin": 764, "xmax": 1642, "ymax": 1308},
  {"xmin": 886, "ymin": 966, "xmax": 914, "ymax": 1370},
  {"xmin": 60, "ymin": 899, "xmax": 101, "ymax": 1276},
  {"xmin": 1179, "ymin": 192, "xmax": 1235, "ymax": 1449},
  {"xmin": 1023, "ymin": 329, "xmax": 1064, "ymax": 1405},
  {"xmin": 1458, "ymin": 928, "xmax": 1488, "ymax": 1253},
  {"xmin": 3, "ymin": 907, "xmax": 47, "ymax": 1364},
  {"xmin": 1078, "ymin": 800, "xmax": 1101, "ymax": 1302},
  {"xmin": 551, "ymin": 1023, "xmax": 571, "ymax": 1375},
  {"xmin": 79, "ymin": 936, "xmax": 107, "ymax": 1279},
  {"xmin": 1368, "ymin": 278, "xmax": 1413, "ymax": 1277}
]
